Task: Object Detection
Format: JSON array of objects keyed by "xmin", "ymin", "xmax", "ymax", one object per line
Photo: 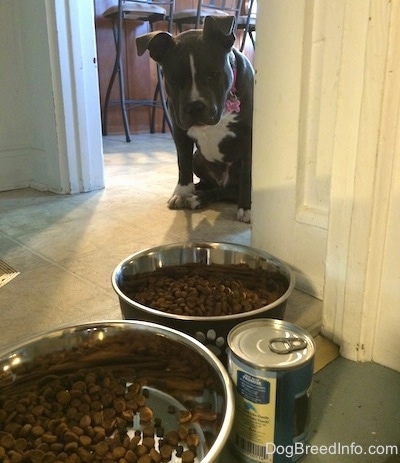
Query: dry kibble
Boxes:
[
  {"xmin": 181, "ymin": 449, "xmax": 196, "ymax": 463},
  {"xmin": 77, "ymin": 446, "xmax": 94, "ymax": 463},
  {"xmin": 142, "ymin": 436, "xmax": 155, "ymax": 449},
  {"xmin": 27, "ymin": 449, "xmax": 46, "ymax": 463},
  {"xmin": 101, "ymin": 392, "xmax": 114, "ymax": 407},
  {"xmin": 79, "ymin": 435, "xmax": 92, "ymax": 447},
  {"xmin": 164, "ymin": 430, "xmax": 179, "ymax": 446},
  {"xmin": 65, "ymin": 453, "xmax": 80, "ymax": 463},
  {"xmin": 122, "ymin": 263, "xmax": 288, "ymax": 317},
  {"xmin": 176, "ymin": 445, "xmax": 184, "ymax": 457},
  {"xmin": 4, "ymin": 423, "xmax": 20, "ymax": 439},
  {"xmin": 72, "ymin": 381, "xmax": 87, "ymax": 392},
  {"xmin": 65, "ymin": 441, "xmax": 79, "ymax": 453},
  {"xmin": 63, "ymin": 431, "xmax": 79, "ymax": 443},
  {"xmin": 142, "ymin": 425, "xmax": 155, "ymax": 437},
  {"xmin": 79, "ymin": 415, "xmax": 91, "ymax": 428},
  {"xmin": 135, "ymin": 444, "xmax": 149, "ymax": 457},
  {"xmin": 179, "ymin": 410, "xmax": 192, "ymax": 424},
  {"xmin": 159, "ymin": 444, "xmax": 174, "ymax": 460},
  {"xmin": 125, "ymin": 449, "xmax": 139, "ymax": 463},
  {"xmin": 149, "ymin": 448, "xmax": 161, "ymax": 463},
  {"xmin": 177, "ymin": 426, "xmax": 188, "ymax": 441},
  {"xmin": 14, "ymin": 437, "xmax": 28, "ymax": 452},
  {"xmin": 129, "ymin": 435, "xmax": 141, "ymax": 450},
  {"xmin": 94, "ymin": 440, "xmax": 109, "ymax": 456},
  {"xmin": 8, "ymin": 450, "xmax": 23, "ymax": 463},
  {"xmin": 114, "ymin": 399, "xmax": 126, "ymax": 413},
  {"xmin": 121, "ymin": 409, "xmax": 134, "ymax": 422},
  {"xmin": 91, "ymin": 412, "xmax": 103, "ymax": 427},
  {"xmin": 186, "ymin": 432, "xmax": 200, "ymax": 447},
  {"xmin": 92, "ymin": 429, "xmax": 106, "ymax": 444},
  {"xmin": 56, "ymin": 390, "xmax": 71, "ymax": 406},
  {"xmin": 0, "ymin": 337, "xmax": 221, "ymax": 463},
  {"xmin": 32, "ymin": 404, "xmax": 45, "ymax": 417},
  {"xmin": 1, "ymin": 434, "xmax": 15, "ymax": 449},
  {"xmin": 3, "ymin": 400, "xmax": 16, "ymax": 412},
  {"xmin": 112, "ymin": 446, "xmax": 126, "ymax": 459},
  {"xmin": 138, "ymin": 455, "xmax": 152, "ymax": 463},
  {"xmin": 31, "ymin": 425, "xmax": 45, "ymax": 438},
  {"xmin": 139, "ymin": 406, "xmax": 153, "ymax": 423},
  {"xmin": 41, "ymin": 432, "xmax": 57, "ymax": 444},
  {"xmin": 135, "ymin": 394, "xmax": 146, "ymax": 407},
  {"xmin": 70, "ymin": 426, "xmax": 84, "ymax": 437}
]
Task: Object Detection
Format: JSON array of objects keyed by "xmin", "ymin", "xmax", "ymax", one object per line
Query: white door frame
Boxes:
[
  {"xmin": 253, "ymin": 0, "xmax": 400, "ymax": 370},
  {"xmin": 322, "ymin": 0, "xmax": 396, "ymax": 363},
  {"xmin": 47, "ymin": 0, "xmax": 104, "ymax": 193}
]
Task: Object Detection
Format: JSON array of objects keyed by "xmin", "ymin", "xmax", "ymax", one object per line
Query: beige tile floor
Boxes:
[{"xmin": 0, "ymin": 133, "xmax": 321, "ymax": 349}]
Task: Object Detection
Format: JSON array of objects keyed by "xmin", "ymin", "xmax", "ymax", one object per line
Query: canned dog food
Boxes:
[{"xmin": 227, "ymin": 319, "xmax": 315, "ymax": 462}]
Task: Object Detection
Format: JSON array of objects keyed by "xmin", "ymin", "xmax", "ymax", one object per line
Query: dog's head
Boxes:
[{"xmin": 136, "ymin": 16, "xmax": 236, "ymax": 131}]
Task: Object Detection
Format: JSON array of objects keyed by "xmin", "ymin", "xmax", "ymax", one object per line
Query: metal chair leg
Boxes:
[
  {"xmin": 103, "ymin": 0, "xmax": 131, "ymax": 142},
  {"xmin": 156, "ymin": 64, "xmax": 173, "ymax": 133},
  {"xmin": 240, "ymin": 0, "xmax": 255, "ymax": 53}
]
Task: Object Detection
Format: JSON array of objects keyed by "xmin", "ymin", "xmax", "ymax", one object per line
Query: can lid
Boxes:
[{"xmin": 227, "ymin": 319, "xmax": 315, "ymax": 370}]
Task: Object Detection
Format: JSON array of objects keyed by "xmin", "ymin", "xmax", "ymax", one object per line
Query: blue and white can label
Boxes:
[{"xmin": 228, "ymin": 319, "xmax": 315, "ymax": 463}]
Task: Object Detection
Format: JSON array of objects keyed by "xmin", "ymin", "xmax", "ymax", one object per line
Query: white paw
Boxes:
[
  {"xmin": 168, "ymin": 183, "xmax": 196, "ymax": 209},
  {"xmin": 185, "ymin": 194, "xmax": 202, "ymax": 210},
  {"xmin": 237, "ymin": 208, "xmax": 251, "ymax": 223}
]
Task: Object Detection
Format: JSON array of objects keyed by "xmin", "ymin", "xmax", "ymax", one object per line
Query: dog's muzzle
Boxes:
[{"xmin": 182, "ymin": 99, "xmax": 220, "ymax": 128}]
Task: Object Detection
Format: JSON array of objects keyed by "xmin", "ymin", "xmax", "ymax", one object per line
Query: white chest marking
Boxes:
[{"xmin": 187, "ymin": 112, "xmax": 238, "ymax": 163}]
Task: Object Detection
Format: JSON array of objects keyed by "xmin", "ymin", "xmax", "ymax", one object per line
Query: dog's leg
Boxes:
[
  {"xmin": 168, "ymin": 128, "xmax": 198, "ymax": 209},
  {"xmin": 237, "ymin": 207, "xmax": 251, "ymax": 223},
  {"xmin": 193, "ymin": 150, "xmax": 251, "ymax": 222},
  {"xmin": 237, "ymin": 149, "xmax": 252, "ymax": 223}
]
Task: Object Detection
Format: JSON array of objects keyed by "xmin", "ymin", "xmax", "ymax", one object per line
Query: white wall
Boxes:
[
  {"xmin": 0, "ymin": 2, "xmax": 33, "ymax": 190},
  {"xmin": 250, "ymin": 1, "xmax": 329, "ymax": 299},
  {"xmin": 0, "ymin": 0, "xmax": 104, "ymax": 194},
  {"xmin": 21, "ymin": 1, "xmax": 64, "ymax": 192}
]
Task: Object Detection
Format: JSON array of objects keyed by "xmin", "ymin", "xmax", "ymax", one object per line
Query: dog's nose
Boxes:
[{"xmin": 185, "ymin": 100, "xmax": 206, "ymax": 116}]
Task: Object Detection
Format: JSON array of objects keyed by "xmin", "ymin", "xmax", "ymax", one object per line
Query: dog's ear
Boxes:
[
  {"xmin": 136, "ymin": 32, "xmax": 174, "ymax": 62},
  {"xmin": 203, "ymin": 15, "xmax": 236, "ymax": 49}
]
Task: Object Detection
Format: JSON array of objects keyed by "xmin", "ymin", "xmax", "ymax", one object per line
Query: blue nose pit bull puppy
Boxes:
[{"xmin": 136, "ymin": 16, "xmax": 254, "ymax": 223}]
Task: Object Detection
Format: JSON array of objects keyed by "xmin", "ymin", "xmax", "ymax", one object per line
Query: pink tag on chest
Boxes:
[{"xmin": 225, "ymin": 95, "xmax": 241, "ymax": 113}]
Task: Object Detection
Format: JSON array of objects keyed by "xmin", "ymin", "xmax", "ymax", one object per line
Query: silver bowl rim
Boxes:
[
  {"xmin": 0, "ymin": 319, "xmax": 235, "ymax": 463},
  {"xmin": 111, "ymin": 241, "xmax": 296, "ymax": 321}
]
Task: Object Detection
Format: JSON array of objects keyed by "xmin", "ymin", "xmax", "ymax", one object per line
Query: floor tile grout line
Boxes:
[{"xmin": 0, "ymin": 230, "xmax": 114, "ymax": 295}]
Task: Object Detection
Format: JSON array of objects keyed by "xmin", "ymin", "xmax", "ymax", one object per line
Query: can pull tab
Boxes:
[{"xmin": 268, "ymin": 337, "xmax": 307, "ymax": 354}]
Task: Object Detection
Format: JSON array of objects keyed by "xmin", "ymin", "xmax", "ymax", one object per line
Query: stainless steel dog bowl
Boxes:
[
  {"xmin": 0, "ymin": 320, "xmax": 234, "ymax": 463},
  {"xmin": 112, "ymin": 242, "xmax": 295, "ymax": 363}
]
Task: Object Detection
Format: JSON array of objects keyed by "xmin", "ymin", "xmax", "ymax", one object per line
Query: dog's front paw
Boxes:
[
  {"xmin": 168, "ymin": 194, "xmax": 188, "ymax": 209},
  {"xmin": 237, "ymin": 208, "xmax": 251, "ymax": 223},
  {"xmin": 168, "ymin": 184, "xmax": 198, "ymax": 209},
  {"xmin": 168, "ymin": 194, "xmax": 202, "ymax": 210}
]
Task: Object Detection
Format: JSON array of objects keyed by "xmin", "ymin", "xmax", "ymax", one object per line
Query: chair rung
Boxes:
[{"xmin": 106, "ymin": 100, "xmax": 164, "ymax": 109}]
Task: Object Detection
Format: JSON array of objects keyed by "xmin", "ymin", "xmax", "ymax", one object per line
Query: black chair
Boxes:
[
  {"xmin": 102, "ymin": 0, "xmax": 175, "ymax": 142},
  {"xmin": 173, "ymin": 0, "xmax": 243, "ymax": 33},
  {"xmin": 237, "ymin": 0, "xmax": 256, "ymax": 52}
]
